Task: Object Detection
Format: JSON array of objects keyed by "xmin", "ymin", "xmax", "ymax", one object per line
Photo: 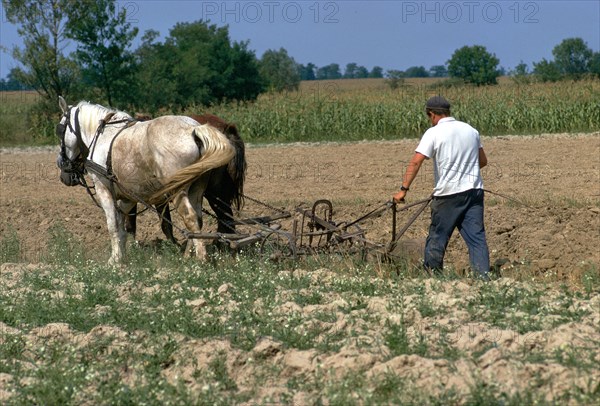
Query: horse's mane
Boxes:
[{"xmin": 75, "ymin": 101, "xmax": 132, "ymax": 136}]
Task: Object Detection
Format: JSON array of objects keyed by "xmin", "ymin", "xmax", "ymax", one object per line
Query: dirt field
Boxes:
[
  {"xmin": 1, "ymin": 133, "xmax": 600, "ymax": 403},
  {"xmin": 1, "ymin": 133, "xmax": 599, "ymax": 278}
]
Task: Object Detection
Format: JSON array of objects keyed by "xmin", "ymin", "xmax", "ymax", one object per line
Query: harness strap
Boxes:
[
  {"xmin": 80, "ymin": 176, "xmax": 102, "ymax": 208},
  {"xmin": 71, "ymin": 108, "xmax": 90, "ymax": 165},
  {"xmin": 89, "ymin": 112, "xmax": 116, "ymax": 160},
  {"xmin": 81, "ymin": 117, "xmax": 137, "ymax": 213},
  {"xmin": 106, "ymin": 119, "xmax": 137, "ymax": 178}
]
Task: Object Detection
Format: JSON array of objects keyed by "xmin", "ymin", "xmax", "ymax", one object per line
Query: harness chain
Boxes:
[{"xmin": 241, "ymin": 193, "xmax": 289, "ymax": 215}]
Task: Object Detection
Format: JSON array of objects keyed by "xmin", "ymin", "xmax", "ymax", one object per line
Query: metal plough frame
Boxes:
[
  {"xmin": 187, "ymin": 195, "xmax": 433, "ymax": 261},
  {"xmin": 78, "ymin": 161, "xmax": 512, "ymax": 262}
]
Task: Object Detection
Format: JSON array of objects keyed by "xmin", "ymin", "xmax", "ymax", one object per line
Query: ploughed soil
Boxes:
[{"xmin": 1, "ymin": 133, "xmax": 599, "ymax": 277}]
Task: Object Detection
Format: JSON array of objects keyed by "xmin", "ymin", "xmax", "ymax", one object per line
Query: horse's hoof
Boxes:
[{"xmin": 108, "ymin": 256, "xmax": 124, "ymax": 267}]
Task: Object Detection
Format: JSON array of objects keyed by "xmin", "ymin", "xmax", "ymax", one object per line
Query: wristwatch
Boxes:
[{"xmin": 400, "ymin": 185, "xmax": 409, "ymax": 191}]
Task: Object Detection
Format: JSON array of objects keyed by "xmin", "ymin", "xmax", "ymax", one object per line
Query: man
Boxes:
[{"xmin": 393, "ymin": 96, "xmax": 490, "ymax": 280}]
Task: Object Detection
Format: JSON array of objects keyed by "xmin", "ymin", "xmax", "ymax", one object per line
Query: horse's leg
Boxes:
[
  {"xmin": 173, "ymin": 178, "xmax": 209, "ymax": 259},
  {"xmin": 156, "ymin": 202, "xmax": 177, "ymax": 245},
  {"xmin": 125, "ymin": 202, "xmax": 176, "ymax": 245},
  {"xmin": 95, "ymin": 183, "xmax": 131, "ymax": 265},
  {"xmin": 207, "ymin": 196, "xmax": 235, "ymax": 234},
  {"xmin": 207, "ymin": 169, "xmax": 236, "ymax": 234},
  {"xmin": 125, "ymin": 205, "xmax": 137, "ymax": 239},
  {"xmin": 206, "ymin": 195, "xmax": 234, "ymax": 254}
]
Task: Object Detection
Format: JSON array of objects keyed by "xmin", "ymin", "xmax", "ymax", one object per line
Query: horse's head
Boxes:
[{"xmin": 56, "ymin": 97, "xmax": 90, "ymax": 186}]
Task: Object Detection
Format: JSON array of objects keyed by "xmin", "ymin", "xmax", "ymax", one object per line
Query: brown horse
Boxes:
[{"xmin": 125, "ymin": 113, "xmax": 246, "ymax": 245}]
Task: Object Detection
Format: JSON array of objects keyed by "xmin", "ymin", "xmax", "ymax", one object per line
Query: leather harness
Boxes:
[{"xmin": 57, "ymin": 107, "xmax": 138, "ymax": 205}]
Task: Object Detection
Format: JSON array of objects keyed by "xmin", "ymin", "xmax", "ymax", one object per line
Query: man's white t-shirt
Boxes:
[{"xmin": 415, "ymin": 117, "xmax": 484, "ymax": 197}]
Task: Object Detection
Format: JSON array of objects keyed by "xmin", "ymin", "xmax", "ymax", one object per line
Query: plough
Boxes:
[{"xmin": 184, "ymin": 194, "xmax": 433, "ymax": 261}]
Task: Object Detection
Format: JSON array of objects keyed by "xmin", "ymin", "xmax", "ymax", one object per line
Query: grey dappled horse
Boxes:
[{"xmin": 56, "ymin": 97, "xmax": 235, "ymax": 264}]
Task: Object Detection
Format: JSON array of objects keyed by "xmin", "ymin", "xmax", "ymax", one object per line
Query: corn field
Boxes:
[
  {"xmin": 1, "ymin": 78, "xmax": 598, "ymax": 146},
  {"xmin": 202, "ymin": 78, "xmax": 600, "ymax": 143}
]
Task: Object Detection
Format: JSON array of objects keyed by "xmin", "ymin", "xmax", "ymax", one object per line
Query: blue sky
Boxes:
[{"xmin": 1, "ymin": 1, "xmax": 599, "ymax": 79}]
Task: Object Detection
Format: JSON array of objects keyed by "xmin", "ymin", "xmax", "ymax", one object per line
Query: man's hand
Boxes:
[
  {"xmin": 393, "ymin": 190, "xmax": 407, "ymax": 203},
  {"xmin": 393, "ymin": 152, "xmax": 426, "ymax": 204}
]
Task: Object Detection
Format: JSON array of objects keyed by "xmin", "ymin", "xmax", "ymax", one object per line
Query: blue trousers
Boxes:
[{"xmin": 424, "ymin": 188, "xmax": 490, "ymax": 279}]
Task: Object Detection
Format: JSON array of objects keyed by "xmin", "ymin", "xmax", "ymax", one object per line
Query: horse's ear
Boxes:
[{"xmin": 58, "ymin": 96, "xmax": 68, "ymax": 113}]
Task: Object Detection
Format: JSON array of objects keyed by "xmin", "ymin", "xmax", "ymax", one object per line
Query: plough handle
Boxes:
[{"xmin": 387, "ymin": 196, "xmax": 433, "ymax": 253}]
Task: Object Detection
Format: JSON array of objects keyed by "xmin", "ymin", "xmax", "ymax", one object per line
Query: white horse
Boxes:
[{"xmin": 56, "ymin": 97, "xmax": 235, "ymax": 264}]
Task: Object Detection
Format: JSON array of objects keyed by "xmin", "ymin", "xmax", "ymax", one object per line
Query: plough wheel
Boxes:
[{"xmin": 259, "ymin": 231, "xmax": 297, "ymax": 261}]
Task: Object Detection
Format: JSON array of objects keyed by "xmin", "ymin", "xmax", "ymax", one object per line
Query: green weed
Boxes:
[
  {"xmin": 0, "ymin": 225, "xmax": 21, "ymax": 263},
  {"xmin": 44, "ymin": 222, "xmax": 85, "ymax": 266},
  {"xmin": 384, "ymin": 317, "xmax": 429, "ymax": 358},
  {"xmin": 581, "ymin": 265, "xmax": 600, "ymax": 297}
]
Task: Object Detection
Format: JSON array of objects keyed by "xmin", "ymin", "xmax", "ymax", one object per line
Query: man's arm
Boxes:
[
  {"xmin": 393, "ymin": 152, "xmax": 427, "ymax": 203},
  {"xmin": 479, "ymin": 147, "xmax": 488, "ymax": 168}
]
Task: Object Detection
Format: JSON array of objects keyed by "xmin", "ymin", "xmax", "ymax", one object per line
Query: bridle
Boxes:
[{"xmin": 56, "ymin": 106, "xmax": 89, "ymax": 186}]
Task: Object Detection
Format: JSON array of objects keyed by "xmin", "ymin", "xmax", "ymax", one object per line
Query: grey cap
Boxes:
[{"xmin": 426, "ymin": 96, "xmax": 451, "ymax": 110}]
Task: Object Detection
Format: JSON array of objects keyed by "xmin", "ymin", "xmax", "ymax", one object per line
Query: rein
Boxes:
[{"xmin": 483, "ymin": 189, "xmax": 532, "ymax": 208}]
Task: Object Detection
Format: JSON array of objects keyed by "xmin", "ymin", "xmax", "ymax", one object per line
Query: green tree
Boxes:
[
  {"xmin": 590, "ymin": 52, "xmax": 600, "ymax": 79},
  {"xmin": 0, "ymin": 68, "xmax": 31, "ymax": 90},
  {"xmin": 3, "ymin": 0, "xmax": 80, "ymax": 101},
  {"xmin": 552, "ymin": 37, "xmax": 593, "ymax": 79},
  {"xmin": 226, "ymin": 40, "xmax": 264, "ymax": 100},
  {"xmin": 447, "ymin": 45, "xmax": 500, "ymax": 85},
  {"xmin": 134, "ymin": 21, "xmax": 262, "ymax": 112},
  {"xmin": 343, "ymin": 63, "xmax": 358, "ymax": 78},
  {"xmin": 299, "ymin": 63, "xmax": 317, "ymax": 80},
  {"xmin": 533, "ymin": 58, "xmax": 562, "ymax": 82},
  {"xmin": 259, "ymin": 48, "xmax": 301, "ymax": 92},
  {"xmin": 316, "ymin": 64, "xmax": 342, "ymax": 80},
  {"xmin": 369, "ymin": 66, "xmax": 384, "ymax": 78},
  {"xmin": 404, "ymin": 66, "xmax": 429, "ymax": 78},
  {"xmin": 343, "ymin": 63, "xmax": 368, "ymax": 79},
  {"xmin": 355, "ymin": 66, "xmax": 369, "ymax": 78},
  {"xmin": 65, "ymin": 0, "xmax": 139, "ymax": 107},
  {"xmin": 430, "ymin": 65, "xmax": 448, "ymax": 77},
  {"xmin": 511, "ymin": 61, "xmax": 531, "ymax": 84},
  {"xmin": 385, "ymin": 70, "xmax": 405, "ymax": 89},
  {"xmin": 513, "ymin": 61, "xmax": 529, "ymax": 76},
  {"xmin": 132, "ymin": 30, "xmax": 177, "ymax": 112}
]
